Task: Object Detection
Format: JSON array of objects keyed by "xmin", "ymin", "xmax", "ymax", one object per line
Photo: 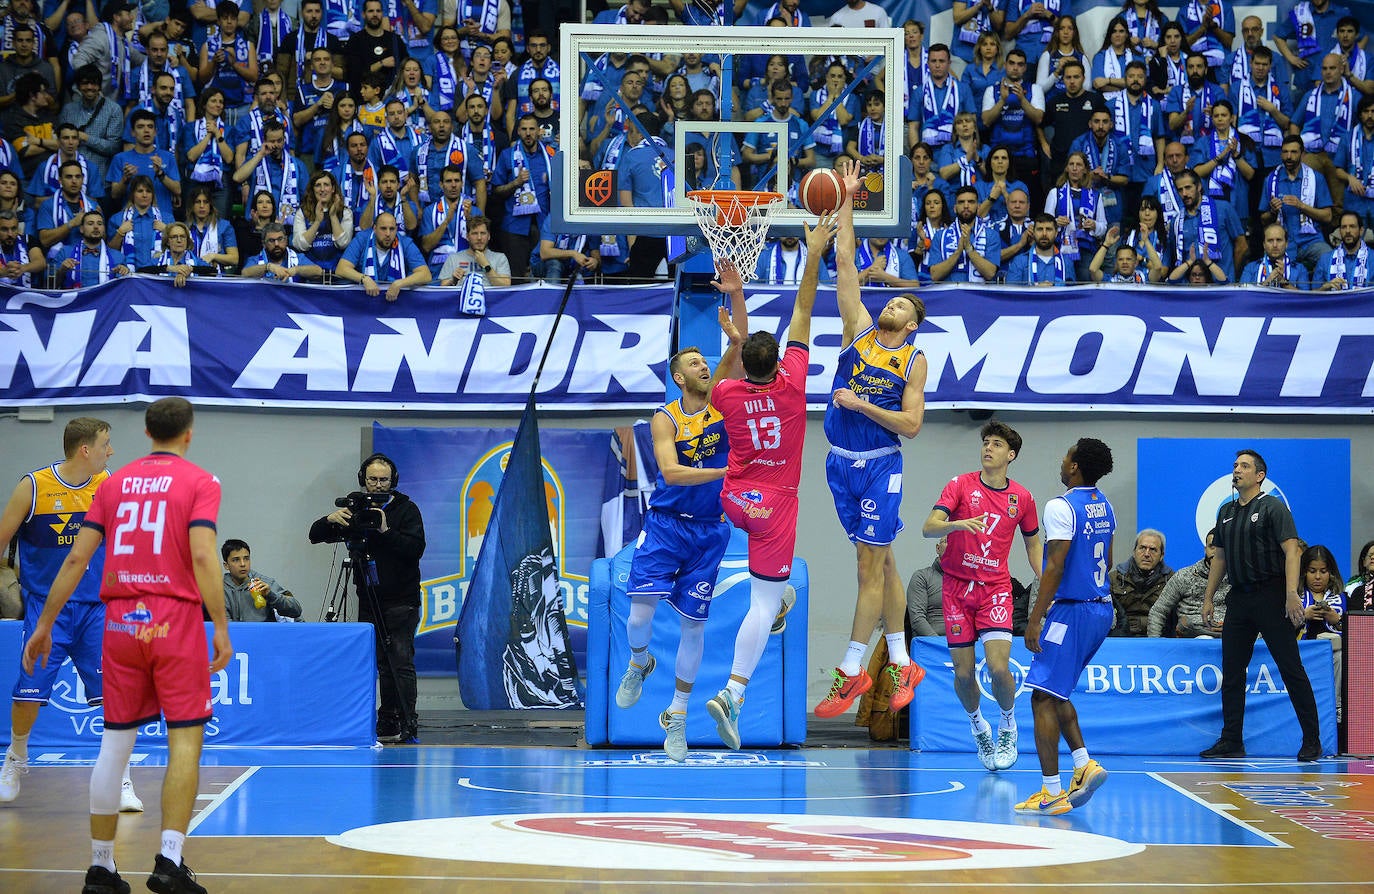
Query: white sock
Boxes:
[
  {"xmin": 968, "ymin": 709, "xmax": 990, "ymax": 734},
  {"xmin": 160, "ymin": 829, "xmax": 185, "ymax": 865},
  {"xmin": 121, "ymin": 764, "xmax": 132, "ymax": 786},
  {"xmin": 1043, "ymin": 775, "xmax": 1063, "ymax": 796},
  {"xmin": 670, "ymin": 690, "xmax": 690, "ymax": 713},
  {"xmin": 91, "ymin": 838, "xmax": 116, "ymax": 872},
  {"xmin": 1000, "ymin": 708, "xmax": 1016, "ymax": 730},
  {"xmin": 885, "ymin": 632, "xmax": 910, "ymax": 666},
  {"xmin": 1072, "ymin": 747, "xmax": 1090, "ymax": 770},
  {"xmin": 839, "ymin": 640, "xmax": 868, "ymax": 676},
  {"xmin": 9, "ymin": 731, "xmax": 29, "ymax": 761},
  {"xmin": 726, "ymin": 679, "xmax": 746, "ymax": 701}
]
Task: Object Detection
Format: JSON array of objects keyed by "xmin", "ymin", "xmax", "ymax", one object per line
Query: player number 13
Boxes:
[
  {"xmin": 746, "ymin": 415, "xmax": 782, "ymax": 451},
  {"xmin": 112, "ymin": 500, "xmax": 167, "ymax": 556}
]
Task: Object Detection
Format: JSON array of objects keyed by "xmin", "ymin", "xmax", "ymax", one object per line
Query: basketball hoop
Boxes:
[{"xmin": 685, "ymin": 189, "xmax": 785, "ymax": 283}]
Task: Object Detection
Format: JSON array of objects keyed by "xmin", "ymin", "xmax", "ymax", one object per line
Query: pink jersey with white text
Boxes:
[
  {"xmin": 935, "ymin": 471, "xmax": 1039, "ymax": 584},
  {"xmin": 712, "ymin": 344, "xmax": 810, "ymax": 493},
  {"xmin": 83, "ymin": 452, "xmax": 221, "ymax": 604}
]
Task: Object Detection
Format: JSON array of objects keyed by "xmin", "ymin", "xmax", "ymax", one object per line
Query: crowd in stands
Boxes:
[{"xmin": 0, "ymin": 0, "xmax": 1371, "ymax": 292}]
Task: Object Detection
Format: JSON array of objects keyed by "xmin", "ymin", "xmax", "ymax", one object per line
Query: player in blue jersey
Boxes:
[
  {"xmin": 614, "ymin": 259, "xmax": 749, "ymax": 762},
  {"xmin": 1015, "ymin": 437, "xmax": 1116, "ymax": 816},
  {"xmin": 0, "ymin": 418, "xmax": 143, "ymax": 814},
  {"xmin": 814, "ymin": 158, "xmax": 929, "ymax": 720}
]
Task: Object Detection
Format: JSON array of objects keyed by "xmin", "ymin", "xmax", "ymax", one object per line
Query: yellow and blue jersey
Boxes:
[
  {"xmin": 824, "ymin": 326, "xmax": 921, "ymax": 453},
  {"xmin": 648, "ymin": 399, "xmax": 729, "ymax": 520},
  {"xmin": 18, "ymin": 464, "xmax": 108, "ymax": 604}
]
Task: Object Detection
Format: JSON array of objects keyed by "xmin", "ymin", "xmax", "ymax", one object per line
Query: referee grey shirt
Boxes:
[{"xmin": 1211, "ymin": 493, "xmax": 1299, "ymax": 590}]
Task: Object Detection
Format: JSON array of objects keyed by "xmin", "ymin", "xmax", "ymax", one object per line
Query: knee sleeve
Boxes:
[
  {"xmin": 627, "ymin": 596, "xmax": 657, "ymax": 651},
  {"xmin": 729, "ymin": 578, "xmax": 786, "ymax": 682},
  {"xmin": 90, "ymin": 727, "xmax": 138, "ymax": 815},
  {"xmin": 675, "ymin": 618, "xmax": 706, "ymax": 685}
]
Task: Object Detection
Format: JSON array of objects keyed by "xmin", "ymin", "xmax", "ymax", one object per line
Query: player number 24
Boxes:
[
  {"xmin": 746, "ymin": 416, "xmax": 782, "ymax": 451},
  {"xmin": 113, "ymin": 500, "xmax": 166, "ymax": 556}
]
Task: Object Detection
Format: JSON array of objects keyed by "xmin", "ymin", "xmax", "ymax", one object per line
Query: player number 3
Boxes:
[{"xmin": 113, "ymin": 500, "xmax": 167, "ymax": 556}]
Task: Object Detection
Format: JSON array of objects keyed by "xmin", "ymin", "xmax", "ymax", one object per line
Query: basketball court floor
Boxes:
[{"xmin": 2, "ymin": 727, "xmax": 1371, "ymax": 893}]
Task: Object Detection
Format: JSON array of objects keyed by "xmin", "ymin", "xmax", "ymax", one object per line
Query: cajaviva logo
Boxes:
[{"xmin": 329, "ymin": 813, "xmax": 1143, "ymax": 871}]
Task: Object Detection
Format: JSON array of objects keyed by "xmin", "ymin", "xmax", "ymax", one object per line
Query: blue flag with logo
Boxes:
[{"xmin": 455, "ymin": 395, "xmax": 583, "ymax": 709}]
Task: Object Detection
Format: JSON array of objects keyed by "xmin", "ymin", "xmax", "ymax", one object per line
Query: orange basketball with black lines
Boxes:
[{"xmin": 799, "ymin": 169, "xmax": 844, "ymax": 216}]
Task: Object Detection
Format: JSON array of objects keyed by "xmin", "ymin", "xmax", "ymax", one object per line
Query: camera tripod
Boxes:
[{"xmin": 321, "ymin": 539, "xmax": 416, "ymax": 741}]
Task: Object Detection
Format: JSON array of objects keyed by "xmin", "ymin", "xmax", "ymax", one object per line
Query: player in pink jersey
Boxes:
[
  {"xmin": 703, "ymin": 211, "xmax": 837, "ymax": 750},
  {"xmin": 24, "ymin": 397, "xmax": 232, "ymax": 894},
  {"xmin": 923, "ymin": 421, "xmax": 1043, "ymax": 772}
]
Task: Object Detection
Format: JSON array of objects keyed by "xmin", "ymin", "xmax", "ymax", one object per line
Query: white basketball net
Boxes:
[{"xmin": 686, "ymin": 192, "xmax": 786, "ymax": 283}]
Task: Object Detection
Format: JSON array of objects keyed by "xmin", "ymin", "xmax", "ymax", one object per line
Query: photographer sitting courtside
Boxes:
[{"xmin": 309, "ymin": 454, "xmax": 426, "ymax": 743}]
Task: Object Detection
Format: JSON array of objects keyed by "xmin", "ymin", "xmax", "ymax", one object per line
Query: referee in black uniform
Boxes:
[{"xmin": 1199, "ymin": 448, "xmax": 1321, "ymax": 762}]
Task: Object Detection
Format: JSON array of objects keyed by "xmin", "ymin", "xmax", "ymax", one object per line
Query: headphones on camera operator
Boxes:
[{"xmin": 358, "ymin": 452, "xmax": 399, "ymax": 490}]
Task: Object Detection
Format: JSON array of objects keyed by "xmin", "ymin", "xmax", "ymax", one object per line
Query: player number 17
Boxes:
[{"xmin": 112, "ymin": 500, "xmax": 167, "ymax": 556}]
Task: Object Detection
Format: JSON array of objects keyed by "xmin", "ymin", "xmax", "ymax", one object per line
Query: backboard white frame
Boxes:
[{"xmin": 555, "ymin": 24, "xmax": 907, "ymax": 237}]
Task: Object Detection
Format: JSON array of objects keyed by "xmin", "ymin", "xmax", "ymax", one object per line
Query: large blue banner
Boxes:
[
  {"xmin": 1137, "ymin": 439, "xmax": 1352, "ymax": 571},
  {"xmin": 909, "ymin": 637, "xmax": 1338, "ymax": 757},
  {"xmin": 373, "ymin": 422, "xmax": 609, "ymax": 677},
  {"xmin": 3, "ymin": 278, "xmax": 1372, "ymax": 412},
  {"xmin": 0, "ymin": 621, "xmax": 375, "ymax": 748}
]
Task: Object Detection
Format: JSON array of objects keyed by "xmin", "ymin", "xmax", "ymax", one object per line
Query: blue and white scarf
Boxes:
[
  {"xmin": 0, "ymin": 238, "xmax": 29, "ymax": 286},
  {"xmin": 425, "ymin": 195, "xmax": 468, "ymax": 267},
  {"xmin": 1235, "ymin": 74, "xmax": 1284, "ymax": 147},
  {"xmin": 64, "ymin": 241, "xmax": 112, "ymax": 287},
  {"xmin": 761, "ymin": 242, "xmax": 806, "ymax": 284},
  {"xmin": 1124, "ymin": 6, "xmax": 1160, "ymax": 47},
  {"xmin": 856, "ymin": 239, "xmax": 903, "ymax": 279},
  {"xmin": 256, "ymin": 8, "xmax": 293, "ymax": 69},
  {"xmin": 1156, "ymin": 169, "xmax": 1182, "ymax": 222},
  {"xmin": 190, "ymin": 118, "xmax": 227, "ymax": 183},
  {"xmin": 432, "ymin": 52, "xmax": 459, "ymax": 110},
  {"xmin": 857, "ymin": 117, "xmax": 884, "ymax": 158},
  {"xmin": 1029, "ymin": 248, "xmax": 1067, "ymax": 284},
  {"xmin": 50, "ymin": 192, "xmax": 95, "ymax": 230},
  {"xmin": 1253, "ymin": 253, "xmax": 1291, "ymax": 284},
  {"xmin": 457, "ymin": 269, "xmax": 486, "ymax": 314},
  {"xmin": 254, "ymin": 153, "xmax": 301, "ymax": 224},
  {"xmin": 416, "ymin": 134, "xmax": 465, "ymax": 204},
  {"xmin": 921, "ymin": 78, "xmax": 961, "ymax": 145},
  {"xmin": 295, "ymin": 23, "xmax": 328, "ymax": 82},
  {"xmin": 103, "ymin": 23, "xmax": 131, "ymax": 102},
  {"xmin": 1055, "ymin": 185, "xmax": 1097, "ymax": 259},
  {"xmin": 459, "ymin": 0, "xmax": 500, "ymax": 58},
  {"xmin": 360, "ymin": 235, "xmax": 407, "ymax": 281},
  {"xmin": 1172, "ymin": 196, "xmax": 1221, "ymax": 264},
  {"xmin": 120, "ymin": 205, "xmax": 162, "ymax": 260},
  {"xmin": 939, "ymin": 218, "xmax": 992, "ymax": 282},
  {"xmin": 1289, "ymin": 2, "xmax": 1321, "ymax": 59},
  {"xmin": 957, "ymin": 2, "xmax": 992, "ymax": 49},
  {"xmin": 1328, "ymin": 243, "xmax": 1370, "ymax": 287},
  {"xmin": 1350, "ymin": 125, "xmax": 1374, "ymax": 192},
  {"xmin": 1301, "ymin": 80, "xmax": 1353, "ymax": 155},
  {"xmin": 517, "ymin": 57, "xmax": 560, "ymax": 115},
  {"xmin": 1206, "ymin": 129, "xmax": 1238, "ymax": 194},
  {"xmin": 37, "ymin": 154, "xmax": 88, "ymax": 202},
  {"xmin": 1266, "ymin": 163, "xmax": 1320, "ymax": 236}
]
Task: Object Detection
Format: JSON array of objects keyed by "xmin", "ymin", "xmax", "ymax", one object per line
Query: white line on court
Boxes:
[
  {"xmin": 187, "ymin": 766, "xmax": 260, "ymax": 834},
  {"xmin": 455, "ymin": 776, "xmax": 964, "ymax": 800},
  {"xmin": 1145, "ymin": 771, "xmax": 1291, "ymax": 848},
  {"xmin": 3, "ymin": 868, "xmax": 1372, "ymax": 888}
]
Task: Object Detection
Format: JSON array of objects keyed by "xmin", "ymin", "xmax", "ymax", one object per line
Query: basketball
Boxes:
[{"xmin": 799, "ymin": 169, "xmax": 845, "ymax": 216}]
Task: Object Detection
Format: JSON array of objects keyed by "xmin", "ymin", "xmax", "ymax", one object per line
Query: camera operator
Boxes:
[{"xmin": 309, "ymin": 453, "xmax": 427, "ymax": 743}]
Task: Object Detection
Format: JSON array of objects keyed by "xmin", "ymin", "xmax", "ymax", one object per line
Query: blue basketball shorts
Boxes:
[
  {"xmin": 1024, "ymin": 599, "xmax": 1114, "ymax": 700},
  {"xmin": 825, "ymin": 450, "xmax": 904, "ymax": 546},
  {"xmin": 14, "ymin": 596, "xmax": 105, "ymax": 704},
  {"xmin": 626, "ymin": 511, "xmax": 731, "ymax": 620}
]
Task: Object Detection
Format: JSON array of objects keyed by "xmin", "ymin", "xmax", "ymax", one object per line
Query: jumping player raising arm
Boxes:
[
  {"xmin": 611, "ymin": 259, "xmax": 748, "ymax": 763},
  {"xmin": 705, "ymin": 212, "xmax": 836, "ymax": 750},
  {"xmin": 815, "ymin": 158, "xmax": 930, "ymax": 720}
]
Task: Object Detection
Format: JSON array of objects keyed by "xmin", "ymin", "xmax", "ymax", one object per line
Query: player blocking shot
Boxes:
[
  {"xmin": 614, "ymin": 260, "xmax": 748, "ymax": 762},
  {"xmin": 704, "ymin": 212, "xmax": 837, "ymax": 750},
  {"xmin": 922, "ymin": 422, "xmax": 1042, "ymax": 771},
  {"xmin": 1015, "ymin": 438, "xmax": 1116, "ymax": 816},
  {"xmin": 814, "ymin": 158, "xmax": 928, "ymax": 719}
]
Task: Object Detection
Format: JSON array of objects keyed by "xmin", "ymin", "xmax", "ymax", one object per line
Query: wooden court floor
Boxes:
[{"xmin": 2, "ymin": 743, "xmax": 1372, "ymax": 893}]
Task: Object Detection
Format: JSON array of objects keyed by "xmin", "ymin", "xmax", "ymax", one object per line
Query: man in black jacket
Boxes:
[{"xmin": 310, "ymin": 453, "xmax": 426, "ymax": 743}]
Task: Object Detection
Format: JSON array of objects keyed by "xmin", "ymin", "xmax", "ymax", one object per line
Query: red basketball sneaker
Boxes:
[{"xmin": 814, "ymin": 668, "xmax": 873, "ymax": 718}]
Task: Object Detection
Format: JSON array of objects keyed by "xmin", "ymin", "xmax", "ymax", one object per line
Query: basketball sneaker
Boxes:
[
  {"xmin": 706, "ymin": 689, "xmax": 742, "ymax": 751},
  {"xmin": 0, "ymin": 749, "xmax": 26, "ymax": 801},
  {"xmin": 659, "ymin": 710, "xmax": 688, "ymax": 763},
  {"xmin": 81, "ymin": 864, "xmax": 131, "ymax": 894},
  {"xmin": 993, "ymin": 727, "xmax": 1018, "ymax": 770},
  {"xmin": 1013, "ymin": 788, "xmax": 1071, "ymax": 816},
  {"xmin": 973, "ymin": 728, "xmax": 997, "ymax": 770},
  {"xmin": 1067, "ymin": 759, "xmax": 1108, "ymax": 808},
  {"xmin": 885, "ymin": 662, "xmax": 926, "ymax": 711},
  {"xmin": 615, "ymin": 653, "xmax": 656, "ymax": 708},
  {"xmin": 814, "ymin": 668, "xmax": 873, "ymax": 718},
  {"xmin": 119, "ymin": 778, "xmax": 144, "ymax": 812},
  {"xmin": 770, "ymin": 585, "xmax": 797, "ymax": 634},
  {"xmin": 147, "ymin": 855, "xmax": 207, "ymax": 894}
]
